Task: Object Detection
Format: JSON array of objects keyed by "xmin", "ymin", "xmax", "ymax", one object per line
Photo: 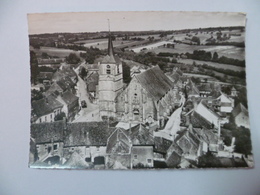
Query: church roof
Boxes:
[{"xmin": 135, "ymin": 66, "xmax": 174, "ymax": 101}]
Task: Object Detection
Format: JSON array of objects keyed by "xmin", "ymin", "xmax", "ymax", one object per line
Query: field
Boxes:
[
  {"xmin": 151, "ymin": 43, "xmax": 245, "ymax": 60},
  {"xmin": 32, "ymin": 47, "xmax": 85, "ymax": 58},
  {"xmin": 178, "ymin": 59, "xmax": 245, "ymax": 72}
]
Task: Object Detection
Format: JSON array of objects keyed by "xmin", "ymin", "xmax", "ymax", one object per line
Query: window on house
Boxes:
[
  {"xmin": 147, "ymin": 159, "xmax": 152, "ymax": 163},
  {"xmin": 134, "ymin": 155, "xmax": 137, "ymax": 159},
  {"xmin": 39, "ymin": 118, "xmax": 42, "ymax": 123},
  {"xmin": 117, "ymin": 66, "xmax": 120, "ymax": 73},
  {"xmin": 45, "ymin": 116, "xmax": 47, "ymax": 122},
  {"xmin": 106, "ymin": 65, "xmax": 111, "ymax": 74},
  {"xmin": 53, "ymin": 144, "xmax": 58, "ymax": 150}
]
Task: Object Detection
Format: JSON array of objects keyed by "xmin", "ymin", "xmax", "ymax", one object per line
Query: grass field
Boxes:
[
  {"xmin": 151, "ymin": 43, "xmax": 245, "ymax": 60},
  {"xmin": 33, "ymin": 47, "xmax": 84, "ymax": 58},
  {"xmin": 178, "ymin": 59, "xmax": 245, "ymax": 72}
]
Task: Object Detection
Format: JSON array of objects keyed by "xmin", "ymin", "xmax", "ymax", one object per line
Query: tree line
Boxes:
[{"xmin": 185, "ymin": 50, "xmax": 245, "ymax": 67}]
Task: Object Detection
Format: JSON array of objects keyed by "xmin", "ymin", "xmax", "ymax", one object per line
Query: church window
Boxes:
[
  {"xmin": 106, "ymin": 65, "xmax": 111, "ymax": 74},
  {"xmin": 133, "ymin": 108, "xmax": 139, "ymax": 115}
]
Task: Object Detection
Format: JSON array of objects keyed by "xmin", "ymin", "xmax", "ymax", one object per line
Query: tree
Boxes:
[
  {"xmin": 30, "ymin": 51, "xmax": 39, "ymax": 84},
  {"xmin": 212, "ymin": 52, "xmax": 219, "ymax": 62},
  {"xmin": 66, "ymin": 53, "xmax": 80, "ymax": 64}
]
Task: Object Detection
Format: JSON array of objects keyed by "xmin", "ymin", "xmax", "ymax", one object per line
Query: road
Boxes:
[
  {"xmin": 154, "ymin": 95, "xmax": 185, "ymax": 141},
  {"xmin": 72, "ymin": 63, "xmax": 100, "ymax": 122}
]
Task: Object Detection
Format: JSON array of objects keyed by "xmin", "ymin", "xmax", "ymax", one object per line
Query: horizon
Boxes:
[{"xmin": 27, "ymin": 11, "xmax": 246, "ymax": 35}]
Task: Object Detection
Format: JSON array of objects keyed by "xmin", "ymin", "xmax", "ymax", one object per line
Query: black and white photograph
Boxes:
[{"xmin": 28, "ymin": 11, "xmax": 253, "ymax": 169}]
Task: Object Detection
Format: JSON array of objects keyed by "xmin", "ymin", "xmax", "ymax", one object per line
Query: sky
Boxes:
[{"xmin": 27, "ymin": 11, "xmax": 246, "ymax": 34}]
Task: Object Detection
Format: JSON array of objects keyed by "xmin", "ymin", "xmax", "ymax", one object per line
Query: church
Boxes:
[
  {"xmin": 95, "ymin": 33, "xmax": 180, "ymax": 125},
  {"xmin": 115, "ymin": 66, "xmax": 180, "ymax": 125}
]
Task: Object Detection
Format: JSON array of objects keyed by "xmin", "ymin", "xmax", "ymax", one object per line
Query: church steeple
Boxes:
[
  {"xmin": 107, "ymin": 19, "xmax": 114, "ymax": 57},
  {"xmin": 108, "ymin": 33, "xmax": 114, "ymax": 57}
]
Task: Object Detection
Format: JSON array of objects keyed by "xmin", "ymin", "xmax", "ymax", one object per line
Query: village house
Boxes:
[
  {"xmin": 106, "ymin": 128, "xmax": 132, "ymax": 169},
  {"xmin": 231, "ymin": 86, "xmax": 238, "ymax": 97},
  {"xmin": 216, "ymin": 93, "xmax": 234, "ymax": 113},
  {"xmin": 232, "ymin": 103, "xmax": 250, "ymax": 128},
  {"xmin": 30, "ymin": 121, "xmax": 111, "ymax": 168},
  {"xmin": 56, "ymin": 90, "xmax": 79, "ymax": 121},
  {"xmin": 53, "ymin": 64, "xmax": 78, "ymax": 84},
  {"xmin": 63, "ymin": 121, "xmax": 110, "ymax": 169},
  {"xmin": 106, "ymin": 124, "xmax": 155, "ymax": 169},
  {"xmin": 31, "ymin": 95, "xmax": 64, "ymax": 123},
  {"xmin": 37, "ymin": 72, "xmax": 54, "ymax": 85},
  {"xmin": 30, "ymin": 120, "xmax": 66, "ymax": 166}
]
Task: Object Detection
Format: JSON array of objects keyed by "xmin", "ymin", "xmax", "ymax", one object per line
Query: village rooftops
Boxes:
[
  {"xmin": 135, "ymin": 66, "xmax": 174, "ymax": 101},
  {"xmin": 232, "ymin": 103, "xmax": 248, "ymax": 118},
  {"xmin": 31, "ymin": 120, "xmax": 66, "ymax": 144},
  {"xmin": 31, "ymin": 95, "xmax": 63, "ymax": 117},
  {"xmin": 64, "ymin": 121, "xmax": 111, "ymax": 147},
  {"xmin": 106, "ymin": 128, "xmax": 132, "ymax": 154},
  {"xmin": 59, "ymin": 91, "xmax": 78, "ymax": 105},
  {"xmin": 154, "ymin": 136, "xmax": 173, "ymax": 154},
  {"xmin": 128, "ymin": 123, "xmax": 154, "ymax": 146}
]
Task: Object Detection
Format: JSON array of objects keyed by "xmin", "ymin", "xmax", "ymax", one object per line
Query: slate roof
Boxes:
[
  {"xmin": 56, "ymin": 76, "xmax": 75, "ymax": 91},
  {"xmin": 175, "ymin": 130, "xmax": 201, "ymax": 155},
  {"xmin": 60, "ymin": 91, "xmax": 78, "ymax": 105},
  {"xmin": 232, "ymin": 103, "xmax": 248, "ymax": 118},
  {"xmin": 135, "ymin": 66, "xmax": 174, "ymax": 101},
  {"xmin": 31, "ymin": 120, "xmax": 65, "ymax": 144},
  {"xmin": 129, "ymin": 124, "xmax": 154, "ymax": 146},
  {"xmin": 31, "ymin": 95, "xmax": 63, "ymax": 117},
  {"xmin": 187, "ymin": 80, "xmax": 200, "ymax": 96},
  {"xmin": 154, "ymin": 137, "xmax": 173, "ymax": 154},
  {"xmin": 192, "ymin": 128, "xmax": 218, "ymax": 144},
  {"xmin": 106, "ymin": 128, "xmax": 132, "ymax": 154},
  {"xmin": 64, "ymin": 121, "xmax": 109, "ymax": 147}
]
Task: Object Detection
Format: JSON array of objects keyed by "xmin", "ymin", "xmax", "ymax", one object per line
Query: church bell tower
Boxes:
[{"xmin": 98, "ymin": 29, "xmax": 124, "ymax": 119}]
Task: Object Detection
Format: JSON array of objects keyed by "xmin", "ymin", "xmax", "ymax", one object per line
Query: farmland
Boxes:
[
  {"xmin": 178, "ymin": 59, "xmax": 245, "ymax": 71},
  {"xmin": 32, "ymin": 47, "xmax": 85, "ymax": 58}
]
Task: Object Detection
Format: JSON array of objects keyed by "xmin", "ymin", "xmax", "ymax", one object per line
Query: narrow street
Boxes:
[{"xmin": 73, "ymin": 63, "xmax": 100, "ymax": 122}]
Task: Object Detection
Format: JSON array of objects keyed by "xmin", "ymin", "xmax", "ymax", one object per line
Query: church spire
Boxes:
[{"xmin": 107, "ymin": 19, "xmax": 114, "ymax": 57}]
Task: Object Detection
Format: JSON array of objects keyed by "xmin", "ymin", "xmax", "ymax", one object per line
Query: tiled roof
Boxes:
[
  {"xmin": 129, "ymin": 124, "xmax": 154, "ymax": 145},
  {"xmin": 64, "ymin": 121, "xmax": 109, "ymax": 147},
  {"xmin": 232, "ymin": 103, "xmax": 248, "ymax": 118},
  {"xmin": 31, "ymin": 120, "xmax": 65, "ymax": 144},
  {"xmin": 56, "ymin": 76, "xmax": 75, "ymax": 91},
  {"xmin": 193, "ymin": 128, "xmax": 218, "ymax": 144},
  {"xmin": 31, "ymin": 95, "xmax": 63, "ymax": 117},
  {"xmin": 154, "ymin": 137, "xmax": 173, "ymax": 154},
  {"xmin": 60, "ymin": 91, "xmax": 78, "ymax": 105},
  {"xmin": 175, "ymin": 130, "xmax": 200, "ymax": 155},
  {"xmin": 135, "ymin": 66, "xmax": 174, "ymax": 101},
  {"xmin": 106, "ymin": 128, "xmax": 132, "ymax": 154}
]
